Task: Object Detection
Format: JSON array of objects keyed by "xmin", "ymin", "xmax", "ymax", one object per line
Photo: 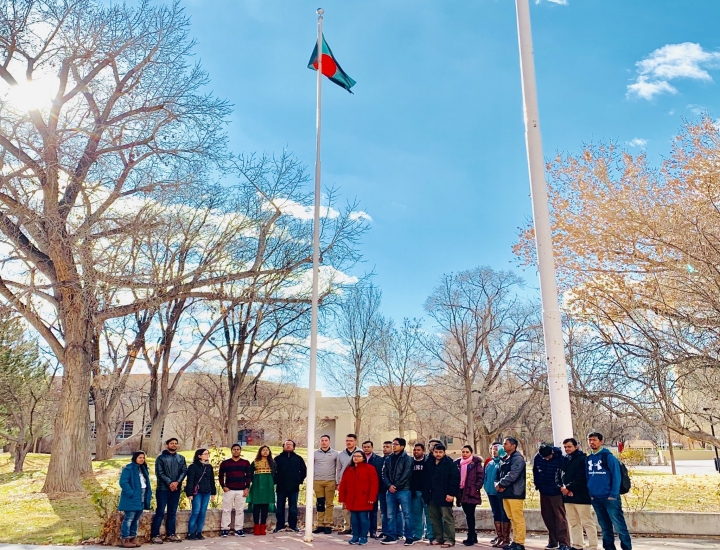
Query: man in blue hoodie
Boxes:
[
  {"xmin": 533, "ymin": 444, "xmax": 569, "ymax": 550},
  {"xmin": 586, "ymin": 433, "xmax": 632, "ymax": 550}
]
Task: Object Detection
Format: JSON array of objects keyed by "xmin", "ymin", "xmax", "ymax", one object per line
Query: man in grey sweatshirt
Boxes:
[
  {"xmin": 336, "ymin": 433, "xmax": 360, "ymax": 534},
  {"xmin": 313, "ymin": 435, "xmax": 338, "ymax": 534}
]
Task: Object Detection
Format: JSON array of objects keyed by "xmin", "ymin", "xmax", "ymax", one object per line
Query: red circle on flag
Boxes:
[{"xmin": 313, "ymin": 53, "xmax": 337, "ymax": 78}]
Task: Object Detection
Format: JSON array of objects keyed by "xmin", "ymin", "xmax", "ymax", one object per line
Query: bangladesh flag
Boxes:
[{"xmin": 307, "ymin": 35, "xmax": 356, "ymax": 93}]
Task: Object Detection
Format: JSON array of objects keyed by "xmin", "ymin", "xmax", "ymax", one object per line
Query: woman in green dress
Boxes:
[{"xmin": 247, "ymin": 445, "xmax": 277, "ymax": 535}]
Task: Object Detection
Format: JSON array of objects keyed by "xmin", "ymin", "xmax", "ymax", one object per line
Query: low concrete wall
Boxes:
[
  {"xmin": 102, "ymin": 506, "xmax": 720, "ymax": 545},
  {"xmin": 658, "ymin": 450, "xmax": 717, "ymax": 460}
]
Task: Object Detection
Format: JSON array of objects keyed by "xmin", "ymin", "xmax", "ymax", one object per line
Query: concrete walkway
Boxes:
[{"xmin": 2, "ymin": 531, "xmax": 720, "ymax": 550}]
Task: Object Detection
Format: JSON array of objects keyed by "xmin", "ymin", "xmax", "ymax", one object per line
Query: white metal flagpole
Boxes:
[
  {"xmin": 303, "ymin": 7, "xmax": 323, "ymax": 543},
  {"xmin": 515, "ymin": 0, "xmax": 574, "ymax": 446}
]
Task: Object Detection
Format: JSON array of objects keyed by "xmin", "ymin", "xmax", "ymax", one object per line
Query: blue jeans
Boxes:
[
  {"xmin": 276, "ymin": 491, "xmax": 299, "ymax": 529},
  {"xmin": 369, "ymin": 499, "xmax": 378, "ymax": 536},
  {"xmin": 411, "ymin": 490, "xmax": 433, "ymax": 540},
  {"xmin": 592, "ymin": 498, "xmax": 632, "ymax": 550},
  {"xmin": 121, "ymin": 510, "xmax": 144, "ymax": 538},
  {"xmin": 379, "ymin": 491, "xmax": 389, "ymax": 534},
  {"xmin": 350, "ymin": 511, "xmax": 370, "ymax": 543},
  {"xmin": 487, "ymin": 494, "xmax": 508, "ymax": 522},
  {"xmin": 187, "ymin": 492, "xmax": 211, "ymax": 534},
  {"xmin": 151, "ymin": 489, "xmax": 181, "ymax": 537},
  {"xmin": 386, "ymin": 489, "xmax": 412, "ymax": 539}
]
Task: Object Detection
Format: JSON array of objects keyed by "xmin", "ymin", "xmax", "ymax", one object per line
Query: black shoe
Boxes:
[
  {"xmin": 290, "ymin": 528, "xmax": 300, "ymax": 534},
  {"xmin": 462, "ymin": 539, "xmax": 474, "ymax": 546},
  {"xmin": 220, "ymin": 530, "xmax": 228, "ymax": 537},
  {"xmin": 340, "ymin": 529, "xmax": 353, "ymax": 535},
  {"xmin": 235, "ymin": 530, "xmax": 245, "ymax": 537},
  {"xmin": 545, "ymin": 545, "xmax": 559, "ymax": 550},
  {"xmin": 185, "ymin": 534, "xmax": 196, "ymax": 541},
  {"xmin": 404, "ymin": 538, "xmax": 415, "ymax": 546},
  {"xmin": 381, "ymin": 537, "xmax": 398, "ymax": 545},
  {"xmin": 197, "ymin": 534, "xmax": 205, "ymax": 540},
  {"xmin": 273, "ymin": 528, "xmax": 282, "ymax": 533},
  {"xmin": 325, "ymin": 527, "xmax": 334, "ymax": 535},
  {"xmin": 313, "ymin": 527, "xmax": 325, "ymax": 534}
]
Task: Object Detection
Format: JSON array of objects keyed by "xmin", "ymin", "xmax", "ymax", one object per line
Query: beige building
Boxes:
[{"xmin": 88, "ymin": 374, "xmax": 433, "ymax": 455}]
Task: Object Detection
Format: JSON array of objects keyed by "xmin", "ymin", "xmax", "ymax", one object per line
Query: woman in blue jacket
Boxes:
[{"xmin": 118, "ymin": 451, "xmax": 153, "ymax": 548}]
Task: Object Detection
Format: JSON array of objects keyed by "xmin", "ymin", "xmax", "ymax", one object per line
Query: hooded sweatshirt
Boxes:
[{"xmin": 586, "ymin": 447, "xmax": 621, "ymax": 500}]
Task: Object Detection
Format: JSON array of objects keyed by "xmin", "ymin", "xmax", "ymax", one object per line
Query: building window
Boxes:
[
  {"xmin": 439, "ymin": 435, "xmax": 454, "ymax": 446},
  {"xmin": 144, "ymin": 422, "xmax": 164, "ymax": 438},
  {"xmin": 117, "ymin": 421, "xmax": 134, "ymax": 440}
]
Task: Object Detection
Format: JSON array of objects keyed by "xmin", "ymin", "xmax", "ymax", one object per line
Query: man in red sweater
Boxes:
[{"xmin": 218, "ymin": 444, "xmax": 252, "ymax": 537}]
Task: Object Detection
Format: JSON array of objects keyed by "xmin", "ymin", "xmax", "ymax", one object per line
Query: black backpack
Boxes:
[{"xmin": 618, "ymin": 461, "xmax": 631, "ymax": 495}]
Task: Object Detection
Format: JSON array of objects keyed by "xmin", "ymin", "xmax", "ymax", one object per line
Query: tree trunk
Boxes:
[
  {"xmin": 42, "ymin": 329, "xmax": 93, "ymax": 493},
  {"xmin": 14, "ymin": 442, "xmax": 30, "ymax": 473},
  {"xmin": 666, "ymin": 426, "xmax": 677, "ymax": 475},
  {"xmin": 225, "ymin": 394, "xmax": 239, "ymax": 448},
  {"xmin": 93, "ymin": 416, "xmax": 114, "ymax": 461},
  {"xmin": 354, "ymin": 394, "xmax": 362, "ymax": 437},
  {"xmin": 147, "ymin": 408, "xmax": 170, "ymax": 455},
  {"xmin": 465, "ymin": 382, "xmax": 475, "ymax": 450},
  {"xmin": 398, "ymin": 417, "xmax": 405, "ymax": 439}
]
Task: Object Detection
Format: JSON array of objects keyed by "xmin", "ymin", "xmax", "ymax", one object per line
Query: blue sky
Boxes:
[{"xmin": 180, "ymin": 0, "xmax": 720, "ymax": 323}]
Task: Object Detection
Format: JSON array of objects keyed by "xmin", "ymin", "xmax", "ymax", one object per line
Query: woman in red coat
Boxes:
[{"xmin": 339, "ymin": 450, "xmax": 379, "ymax": 545}]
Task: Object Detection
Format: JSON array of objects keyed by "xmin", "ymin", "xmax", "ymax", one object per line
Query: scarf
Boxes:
[{"xmin": 459, "ymin": 456, "xmax": 473, "ymax": 489}]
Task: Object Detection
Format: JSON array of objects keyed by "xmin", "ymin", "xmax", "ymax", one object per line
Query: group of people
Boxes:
[{"xmin": 116, "ymin": 432, "xmax": 633, "ymax": 550}]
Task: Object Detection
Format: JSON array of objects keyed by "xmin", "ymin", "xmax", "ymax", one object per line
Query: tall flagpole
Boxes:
[
  {"xmin": 303, "ymin": 6, "xmax": 323, "ymax": 543},
  {"xmin": 515, "ymin": 0, "xmax": 573, "ymax": 446}
]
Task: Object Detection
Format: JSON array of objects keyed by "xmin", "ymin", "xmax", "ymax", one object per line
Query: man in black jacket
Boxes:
[
  {"xmin": 495, "ymin": 437, "xmax": 526, "ymax": 550},
  {"xmin": 533, "ymin": 445, "xmax": 569, "ymax": 550},
  {"xmin": 274, "ymin": 440, "xmax": 307, "ymax": 533},
  {"xmin": 151, "ymin": 438, "xmax": 188, "ymax": 544},
  {"xmin": 557, "ymin": 438, "xmax": 598, "ymax": 550},
  {"xmin": 381, "ymin": 437, "xmax": 413, "ymax": 545},
  {"xmin": 423, "ymin": 444, "xmax": 459, "ymax": 547}
]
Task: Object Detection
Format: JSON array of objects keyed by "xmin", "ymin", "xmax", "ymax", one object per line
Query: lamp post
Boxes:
[{"xmin": 702, "ymin": 408, "xmax": 720, "ymax": 473}]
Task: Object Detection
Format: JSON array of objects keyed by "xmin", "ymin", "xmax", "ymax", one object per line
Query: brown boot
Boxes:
[
  {"xmin": 121, "ymin": 539, "xmax": 135, "ymax": 548},
  {"xmin": 500, "ymin": 522, "xmax": 512, "ymax": 547},
  {"xmin": 492, "ymin": 523, "xmax": 506, "ymax": 547},
  {"xmin": 130, "ymin": 538, "xmax": 141, "ymax": 548},
  {"xmin": 489, "ymin": 522, "xmax": 501, "ymax": 546}
]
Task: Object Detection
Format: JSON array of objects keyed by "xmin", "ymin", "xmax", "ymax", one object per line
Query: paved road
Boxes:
[
  {"xmin": 635, "ymin": 459, "xmax": 720, "ymax": 475},
  {"xmin": 2, "ymin": 531, "xmax": 719, "ymax": 550}
]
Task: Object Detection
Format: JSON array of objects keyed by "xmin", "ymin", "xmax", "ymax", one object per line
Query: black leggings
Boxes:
[
  {"xmin": 462, "ymin": 503, "xmax": 477, "ymax": 534},
  {"xmin": 253, "ymin": 504, "xmax": 269, "ymax": 524}
]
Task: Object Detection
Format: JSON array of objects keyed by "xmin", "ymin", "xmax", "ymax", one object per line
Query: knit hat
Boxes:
[{"xmin": 538, "ymin": 445, "xmax": 553, "ymax": 458}]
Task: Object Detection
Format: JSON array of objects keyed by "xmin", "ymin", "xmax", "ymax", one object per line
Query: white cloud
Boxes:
[
  {"xmin": 536, "ymin": 0, "xmax": 568, "ymax": 4},
  {"xmin": 349, "ymin": 210, "xmax": 372, "ymax": 222},
  {"xmin": 687, "ymin": 104, "xmax": 706, "ymax": 115},
  {"xmin": 627, "ymin": 43, "xmax": 720, "ymax": 100},
  {"xmin": 626, "ymin": 138, "xmax": 648, "ymax": 148},
  {"xmin": 264, "ymin": 198, "xmax": 339, "ymax": 220}
]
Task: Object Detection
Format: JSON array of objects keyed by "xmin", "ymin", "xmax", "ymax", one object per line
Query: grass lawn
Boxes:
[{"xmin": 1, "ymin": 450, "xmax": 718, "ymax": 544}]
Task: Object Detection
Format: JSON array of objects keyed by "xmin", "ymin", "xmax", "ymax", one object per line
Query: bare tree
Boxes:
[
  {"xmin": 372, "ymin": 318, "xmax": 429, "ymax": 438},
  {"xmin": 91, "ymin": 313, "xmax": 151, "ymax": 459},
  {"xmin": 424, "ymin": 267, "xmax": 539, "ymax": 451},
  {"xmin": 322, "ymin": 284, "xmax": 383, "ymax": 436},
  {"xmin": 0, "ymin": 0, "xmax": 232, "ymax": 492}
]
